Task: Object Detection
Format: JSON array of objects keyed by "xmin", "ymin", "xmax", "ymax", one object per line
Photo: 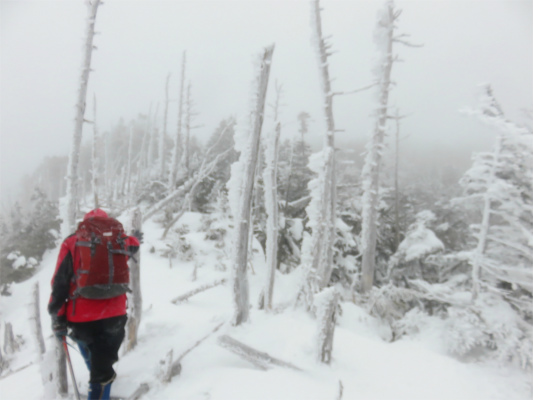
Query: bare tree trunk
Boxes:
[
  {"xmin": 55, "ymin": 339, "xmax": 68, "ymax": 397},
  {"xmin": 359, "ymin": 1, "xmax": 395, "ymax": 293},
  {"xmin": 182, "ymin": 82, "xmax": 192, "ymax": 178},
  {"xmin": 262, "ymin": 122, "xmax": 281, "ymax": 310},
  {"xmin": 315, "ymin": 287, "xmax": 339, "ymax": 363},
  {"xmin": 124, "ymin": 208, "xmax": 142, "ymax": 353},
  {"xmin": 169, "ymin": 51, "xmax": 186, "ymax": 188},
  {"xmin": 126, "ymin": 126, "xmax": 134, "ymax": 200},
  {"xmin": 161, "ymin": 73, "xmax": 171, "ymax": 180},
  {"xmin": 297, "ymin": 0, "xmax": 337, "ymax": 310},
  {"xmin": 148, "ymin": 103, "xmax": 159, "ymax": 172},
  {"xmin": 92, "ymin": 94, "xmax": 99, "ymax": 209},
  {"xmin": 311, "ymin": 0, "xmax": 336, "ymax": 290},
  {"xmin": 30, "ymin": 283, "xmax": 46, "ymax": 357},
  {"xmin": 394, "ymin": 110, "xmax": 400, "ymax": 251},
  {"xmin": 65, "ymin": 0, "xmax": 101, "ymax": 232},
  {"xmin": 231, "ymin": 45, "xmax": 275, "ymax": 326}
]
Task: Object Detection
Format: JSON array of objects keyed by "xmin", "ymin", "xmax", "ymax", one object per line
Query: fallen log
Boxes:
[
  {"xmin": 171, "ymin": 279, "xmax": 226, "ymax": 305},
  {"xmin": 217, "ymin": 335, "xmax": 301, "ymax": 371}
]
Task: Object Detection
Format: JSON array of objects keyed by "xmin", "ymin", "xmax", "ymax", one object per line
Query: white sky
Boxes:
[{"xmin": 1, "ymin": 0, "xmax": 532, "ymax": 203}]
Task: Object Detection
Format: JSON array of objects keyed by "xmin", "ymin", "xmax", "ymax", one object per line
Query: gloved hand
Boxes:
[
  {"xmin": 51, "ymin": 315, "xmax": 68, "ymax": 338},
  {"xmin": 132, "ymin": 229, "xmax": 144, "ymax": 244}
]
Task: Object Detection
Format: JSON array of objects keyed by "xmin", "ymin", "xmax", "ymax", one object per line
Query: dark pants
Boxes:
[{"xmin": 69, "ymin": 315, "xmax": 127, "ymax": 383}]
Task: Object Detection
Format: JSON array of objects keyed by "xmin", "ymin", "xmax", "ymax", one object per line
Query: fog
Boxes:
[{"xmin": 1, "ymin": 0, "xmax": 531, "ymax": 206}]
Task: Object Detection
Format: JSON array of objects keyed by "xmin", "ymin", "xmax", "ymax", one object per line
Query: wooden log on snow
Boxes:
[
  {"xmin": 218, "ymin": 335, "xmax": 301, "ymax": 371},
  {"xmin": 171, "ymin": 279, "xmax": 226, "ymax": 305}
]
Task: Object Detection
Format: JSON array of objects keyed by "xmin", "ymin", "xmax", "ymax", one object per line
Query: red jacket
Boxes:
[{"xmin": 48, "ymin": 210, "xmax": 140, "ymax": 323}]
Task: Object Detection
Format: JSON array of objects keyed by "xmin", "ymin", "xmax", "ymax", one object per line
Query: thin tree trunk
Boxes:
[
  {"xmin": 182, "ymin": 83, "xmax": 192, "ymax": 178},
  {"xmin": 262, "ymin": 123, "xmax": 281, "ymax": 310},
  {"xmin": 472, "ymin": 135, "xmax": 502, "ymax": 301},
  {"xmin": 126, "ymin": 126, "xmax": 134, "ymax": 199},
  {"xmin": 92, "ymin": 94, "xmax": 99, "ymax": 209},
  {"xmin": 55, "ymin": 339, "xmax": 68, "ymax": 397},
  {"xmin": 232, "ymin": 45, "xmax": 275, "ymax": 326},
  {"xmin": 65, "ymin": 0, "xmax": 101, "ymax": 232},
  {"xmin": 30, "ymin": 283, "xmax": 46, "ymax": 357},
  {"xmin": 161, "ymin": 73, "xmax": 171, "ymax": 180},
  {"xmin": 394, "ymin": 110, "xmax": 400, "ymax": 251},
  {"xmin": 359, "ymin": 1, "xmax": 395, "ymax": 293},
  {"xmin": 124, "ymin": 208, "xmax": 142, "ymax": 353},
  {"xmin": 310, "ymin": 0, "xmax": 336, "ymax": 291},
  {"xmin": 169, "ymin": 51, "xmax": 186, "ymax": 188},
  {"xmin": 315, "ymin": 287, "xmax": 339, "ymax": 363}
]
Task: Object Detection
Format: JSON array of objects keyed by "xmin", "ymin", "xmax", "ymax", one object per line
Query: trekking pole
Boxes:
[{"xmin": 62, "ymin": 336, "xmax": 81, "ymax": 400}]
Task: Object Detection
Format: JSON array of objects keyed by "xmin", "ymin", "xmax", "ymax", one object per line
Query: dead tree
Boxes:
[
  {"xmin": 315, "ymin": 287, "xmax": 340, "ymax": 364},
  {"xmin": 169, "ymin": 51, "xmax": 187, "ymax": 188},
  {"xmin": 218, "ymin": 335, "xmax": 301, "ymax": 371},
  {"xmin": 230, "ymin": 45, "xmax": 275, "ymax": 326},
  {"xmin": 161, "ymin": 73, "xmax": 171, "ymax": 180},
  {"xmin": 297, "ymin": 0, "xmax": 337, "ymax": 311},
  {"xmin": 92, "ymin": 94, "xmax": 99, "ymax": 208},
  {"xmin": 30, "ymin": 282, "xmax": 46, "ymax": 357},
  {"xmin": 260, "ymin": 122, "xmax": 281, "ymax": 310},
  {"xmin": 124, "ymin": 207, "xmax": 143, "ymax": 353},
  {"xmin": 358, "ymin": 0, "xmax": 420, "ymax": 293},
  {"xmin": 171, "ymin": 279, "xmax": 226, "ymax": 305},
  {"xmin": 65, "ymin": 0, "xmax": 101, "ymax": 232}
]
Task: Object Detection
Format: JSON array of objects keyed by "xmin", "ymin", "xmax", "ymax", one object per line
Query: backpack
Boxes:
[{"xmin": 74, "ymin": 216, "xmax": 132, "ymax": 299}]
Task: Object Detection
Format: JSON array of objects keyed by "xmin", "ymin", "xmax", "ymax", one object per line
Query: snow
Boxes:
[{"xmin": 0, "ymin": 211, "xmax": 531, "ymax": 400}]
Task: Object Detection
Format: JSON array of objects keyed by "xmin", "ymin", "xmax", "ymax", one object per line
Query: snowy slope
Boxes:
[{"xmin": 0, "ymin": 212, "xmax": 531, "ymax": 400}]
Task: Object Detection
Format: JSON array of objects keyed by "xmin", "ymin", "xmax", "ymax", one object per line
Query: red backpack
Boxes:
[{"xmin": 74, "ymin": 216, "xmax": 132, "ymax": 299}]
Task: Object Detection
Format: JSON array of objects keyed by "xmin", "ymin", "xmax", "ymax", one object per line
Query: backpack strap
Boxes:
[{"xmin": 76, "ymin": 233, "xmax": 101, "ymax": 257}]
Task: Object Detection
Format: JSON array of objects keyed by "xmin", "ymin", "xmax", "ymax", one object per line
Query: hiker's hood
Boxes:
[{"xmin": 83, "ymin": 208, "xmax": 108, "ymax": 220}]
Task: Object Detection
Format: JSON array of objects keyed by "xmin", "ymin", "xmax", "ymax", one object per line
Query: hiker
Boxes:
[{"xmin": 48, "ymin": 208, "xmax": 141, "ymax": 400}]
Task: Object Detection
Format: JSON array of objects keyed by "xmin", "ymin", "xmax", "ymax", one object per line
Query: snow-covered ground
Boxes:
[{"xmin": 1, "ymin": 212, "xmax": 531, "ymax": 400}]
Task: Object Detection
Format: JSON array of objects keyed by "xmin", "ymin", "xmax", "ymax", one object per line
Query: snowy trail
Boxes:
[{"xmin": 0, "ymin": 212, "xmax": 531, "ymax": 399}]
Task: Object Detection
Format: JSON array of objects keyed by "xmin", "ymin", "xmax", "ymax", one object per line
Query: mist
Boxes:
[{"xmin": 1, "ymin": 0, "xmax": 531, "ymax": 207}]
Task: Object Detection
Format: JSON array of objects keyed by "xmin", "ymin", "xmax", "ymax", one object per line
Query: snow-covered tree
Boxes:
[
  {"xmin": 297, "ymin": 0, "xmax": 338, "ymax": 311},
  {"xmin": 228, "ymin": 45, "xmax": 275, "ymax": 325},
  {"xmin": 359, "ymin": 0, "xmax": 420, "ymax": 293},
  {"xmin": 457, "ymin": 85, "xmax": 533, "ymax": 309},
  {"xmin": 64, "ymin": 0, "xmax": 101, "ymax": 234}
]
